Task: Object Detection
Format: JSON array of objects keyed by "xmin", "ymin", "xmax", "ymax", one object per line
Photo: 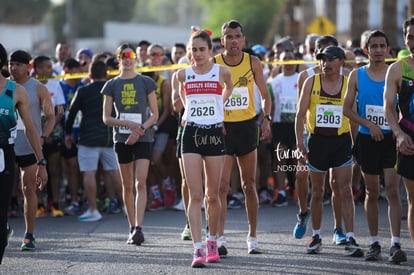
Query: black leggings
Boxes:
[{"xmin": 0, "ymin": 145, "xmax": 15, "ymax": 264}]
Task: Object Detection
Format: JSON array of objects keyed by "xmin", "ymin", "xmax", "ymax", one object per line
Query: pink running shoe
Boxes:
[
  {"xmin": 206, "ymin": 240, "xmax": 220, "ymax": 263},
  {"xmin": 191, "ymin": 248, "xmax": 206, "ymax": 268}
]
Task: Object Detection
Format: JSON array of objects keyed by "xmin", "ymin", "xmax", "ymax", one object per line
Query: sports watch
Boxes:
[
  {"xmin": 37, "ymin": 159, "xmax": 47, "ymax": 166},
  {"xmin": 264, "ymin": 115, "xmax": 272, "ymax": 122}
]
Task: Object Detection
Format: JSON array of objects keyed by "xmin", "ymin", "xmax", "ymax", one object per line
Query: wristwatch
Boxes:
[
  {"xmin": 140, "ymin": 125, "xmax": 146, "ymax": 133},
  {"xmin": 264, "ymin": 115, "xmax": 272, "ymax": 122},
  {"xmin": 37, "ymin": 158, "xmax": 47, "ymax": 166}
]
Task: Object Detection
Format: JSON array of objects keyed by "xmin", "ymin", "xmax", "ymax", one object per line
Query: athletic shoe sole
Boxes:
[
  {"xmin": 307, "ymin": 244, "xmax": 322, "ymax": 254},
  {"xmin": 21, "ymin": 246, "xmax": 36, "ymax": 251},
  {"xmin": 191, "ymin": 260, "xmax": 205, "ymax": 268},
  {"xmin": 344, "ymin": 247, "xmax": 364, "ymax": 257},
  {"xmin": 181, "ymin": 234, "xmax": 192, "ymax": 241},
  {"xmin": 388, "ymin": 250, "xmax": 407, "ymax": 264},
  {"xmin": 78, "ymin": 217, "xmax": 102, "ymax": 222},
  {"xmin": 332, "ymin": 237, "xmax": 347, "ymax": 245},
  {"xmin": 206, "ymin": 256, "xmax": 220, "ymax": 263},
  {"xmin": 248, "ymin": 248, "xmax": 263, "ymax": 254},
  {"xmin": 21, "ymin": 242, "xmax": 36, "ymax": 251},
  {"xmin": 365, "ymin": 254, "xmax": 382, "ymax": 261}
]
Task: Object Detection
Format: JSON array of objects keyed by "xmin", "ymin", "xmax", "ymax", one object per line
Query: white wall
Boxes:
[
  {"xmin": 0, "ymin": 24, "xmax": 51, "ymax": 53},
  {"xmin": 103, "ymin": 21, "xmax": 191, "ymax": 52},
  {"xmin": 336, "ymin": 0, "xmax": 408, "ymax": 47}
]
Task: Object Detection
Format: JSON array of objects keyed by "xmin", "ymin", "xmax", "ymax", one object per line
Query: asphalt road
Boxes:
[{"xmin": 2, "ymin": 199, "xmax": 414, "ymax": 275}]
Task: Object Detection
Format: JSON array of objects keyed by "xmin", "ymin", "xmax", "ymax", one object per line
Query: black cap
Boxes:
[
  {"xmin": 9, "ymin": 50, "xmax": 31, "ymax": 64},
  {"xmin": 138, "ymin": 40, "xmax": 150, "ymax": 47},
  {"xmin": 106, "ymin": 57, "xmax": 119, "ymax": 70},
  {"xmin": 353, "ymin": 47, "xmax": 365, "ymax": 56},
  {"xmin": 63, "ymin": 58, "xmax": 80, "ymax": 70},
  {"xmin": 316, "ymin": 46, "xmax": 345, "ymax": 60}
]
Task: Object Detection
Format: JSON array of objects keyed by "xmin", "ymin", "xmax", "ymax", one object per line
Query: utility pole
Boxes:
[
  {"xmin": 381, "ymin": 0, "xmax": 397, "ymax": 48},
  {"xmin": 350, "ymin": 0, "xmax": 368, "ymax": 43},
  {"xmin": 285, "ymin": 0, "xmax": 302, "ymax": 41},
  {"xmin": 326, "ymin": 0, "xmax": 337, "ymax": 32},
  {"xmin": 64, "ymin": 0, "xmax": 75, "ymax": 48},
  {"xmin": 409, "ymin": 0, "xmax": 414, "ymax": 16}
]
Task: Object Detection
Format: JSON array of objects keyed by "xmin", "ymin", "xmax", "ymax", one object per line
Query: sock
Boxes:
[
  {"xmin": 391, "ymin": 236, "xmax": 400, "ymax": 246},
  {"xmin": 208, "ymin": 235, "xmax": 217, "ymax": 241},
  {"xmin": 346, "ymin": 232, "xmax": 354, "ymax": 241},
  {"xmin": 279, "ymin": 190, "xmax": 286, "ymax": 197},
  {"xmin": 151, "ymin": 185, "xmax": 162, "ymax": 200},
  {"xmin": 370, "ymin": 236, "xmax": 380, "ymax": 245},
  {"xmin": 312, "ymin": 229, "xmax": 321, "ymax": 237},
  {"xmin": 194, "ymin": 242, "xmax": 202, "ymax": 249}
]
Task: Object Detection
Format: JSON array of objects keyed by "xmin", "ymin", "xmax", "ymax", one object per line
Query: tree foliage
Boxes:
[
  {"xmin": 0, "ymin": 0, "xmax": 50, "ymax": 24},
  {"xmin": 51, "ymin": 0, "xmax": 136, "ymax": 41},
  {"xmin": 0, "ymin": 0, "xmax": 283, "ymax": 48},
  {"xmin": 199, "ymin": 0, "xmax": 283, "ymax": 45},
  {"xmin": 132, "ymin": 0, "xmax": 203, "ymax": 28}
]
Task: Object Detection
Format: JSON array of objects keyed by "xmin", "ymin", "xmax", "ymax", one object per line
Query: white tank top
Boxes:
[{"xmin": 183, "ymin": 64, "xmax": 224, "ymax": 125}]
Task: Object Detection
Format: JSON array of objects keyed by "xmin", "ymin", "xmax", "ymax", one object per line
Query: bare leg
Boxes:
[
  {"xmin": 182, "ymin": 153, "xmax": 204, "ymax": 244},
  {"xmin": 236, "ymin": 150, "xmax": 258, "ymax": 237},
  {"xmin": 383, "ymin": 169, "xmax": 402, "ymax": 238},
  {"xmin": 217, "ymin": 155, "xmax": 234, "ymax": 236},
  {"xmin": 403, "ymin": 177, "xmax": 414, "ymax": 244},
  {"xmin": 134, "ymin": 159, "xmax": 150, "ymax": 227},
  {"xmin": 21, "ymin": 164, "xmax": 38, "ymax": 235},
  {"xmin": 309, "ymin": 171, "xmax": 326, "ymax": 231},
  {"xmin": 363, "ymin": 173, "xmax": 380, "ymax": 237},
  {"xmin": 118, "ymin": 162, "xmax": 135, "ymax": 228}
]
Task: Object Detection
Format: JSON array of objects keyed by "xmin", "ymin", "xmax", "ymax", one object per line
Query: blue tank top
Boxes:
[
  {"xmin": 356, "ymin": 66, "xmax": 391, "ymax": 135},
  {"xmin": 0, "ymin": 80, "xmax": 17, "ymax": 146}
]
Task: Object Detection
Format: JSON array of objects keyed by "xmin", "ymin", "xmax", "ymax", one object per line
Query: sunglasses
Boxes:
[
  {"xmin": 119, "ymin": 52, "xmax": 136, "ymax": 60},
  {"xmin": 150, "ymin": 52, "xmax": 164, "ymax": 57}
]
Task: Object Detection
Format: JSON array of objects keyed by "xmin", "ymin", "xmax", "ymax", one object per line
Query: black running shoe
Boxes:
[
  {"xmin": 218, "ymin": 236, "xmax": 228, "ymax": 256},
  {"xmin": 365, "ymin": 242, "xmax": 382, "ymax": 261},
  {"xmin": 344, "ymin": 237, "xmax": 364, "ymax": 257},
  {"xmin": 307, "ymin": 234, "xmax": 322, "ymax": 254},
  {"xmin": 131, "ymin": 226, "xmax": 145, "ymax": 245},
  {"xmin": 388, "ymin": 243, "xmax": 407, "ymax": 264},
  {"xmin": 272, "ymin": 194, "xmax": 288, "ymax": 207}
]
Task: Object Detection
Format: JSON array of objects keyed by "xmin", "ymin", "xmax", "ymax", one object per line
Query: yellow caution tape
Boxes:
[
  {"xmin": 40, "ymin": 58, "xmax": 399, "ymax": 80},
  {"xmin": 263, "ymin": 58, "xmax": 397, "ymax": 65},
  {"xmin": 42, "ymin": 63, "xmax": 189, "ymax": 80}
]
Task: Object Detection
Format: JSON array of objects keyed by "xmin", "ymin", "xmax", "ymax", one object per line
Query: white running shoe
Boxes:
[
  {"xmin": 247, "ymin": 236, "xmax": 262, "ymax": 254},
  {"xmin": 173, "ymin": 198, "xmax": 185, "ymax": 211},
  {"xmin": 78, "ymin": 209, "xmax": 102, "ymax": 222}
]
